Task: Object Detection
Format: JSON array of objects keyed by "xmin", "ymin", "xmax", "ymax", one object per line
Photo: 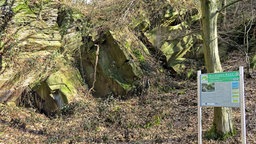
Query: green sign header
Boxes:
[{"xmin": 207, "ymin": 71, "xmax": 239, "ymax": 82}]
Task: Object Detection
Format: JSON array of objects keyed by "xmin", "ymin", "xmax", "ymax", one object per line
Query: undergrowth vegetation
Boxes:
[
  {"xmin": 60, "ymin": 0, "xmax": 198, "ymax": 29},
  {"xmin": 1, "ymin": 51, "xmax": 256, "ymax": 143}
]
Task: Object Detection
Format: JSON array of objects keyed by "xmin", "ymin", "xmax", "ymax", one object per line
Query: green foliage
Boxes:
[
  {"xmin": 133, "ymin": 49, "xmax": 145, "ymax": 62},
  {"xmin": 167, "ymin": 122, "xmax": 173, "ymax": 131},
  {"xmin": 0, "ymin": 41, "xmax": 3, "ymax": 50},
  {"xmin": 0, "ymin": 1, "xmax": 5, "ymax": 7},
  {"xmin": 57, "ymin": 6, "xmax": 76, "ymax": 36},
  {"xmin": 251, "ymin": 55, "xmax": 256, "ymax": 69},
  {"xmin": 186, "ymin": 68, "xmax": 195, "ymax": 79},
  {"xmin": 205, "ymin": 125, "xmax": 236, "ymax": 140},
  {"xmin": 12, "ymin": 3, "xmax": 33, "ymax": 14},
  {"xmin": 143, "ymin": 115, "xmax": 162, "ymax": 129}
]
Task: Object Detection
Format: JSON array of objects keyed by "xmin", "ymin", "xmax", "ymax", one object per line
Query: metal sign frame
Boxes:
[{"xmin": 197, "ymin": 66, "xmax": 246, "ymax": 144}]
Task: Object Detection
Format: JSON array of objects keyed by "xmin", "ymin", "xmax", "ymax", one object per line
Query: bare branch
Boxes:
[
  {"xmin": 216, "ymin": 0, "xmax": 243, "ymax": 14},
  {"xmin": 89, "ymin": 44, "xmax": 100, "ymax": 93}
]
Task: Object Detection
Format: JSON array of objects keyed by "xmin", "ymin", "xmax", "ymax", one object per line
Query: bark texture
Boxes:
[{"xmin": 200, "ymin": 0, "xmax": 234, "ymax": 136}]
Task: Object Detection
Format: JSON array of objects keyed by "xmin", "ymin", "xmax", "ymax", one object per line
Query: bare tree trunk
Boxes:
[
  {"xmin": 200, "ymin": 0, "xmax": 234, "ymax": 137},
  {"xmin": 200, "ymin": 0, "xmax": 222, "ymax": 73}
]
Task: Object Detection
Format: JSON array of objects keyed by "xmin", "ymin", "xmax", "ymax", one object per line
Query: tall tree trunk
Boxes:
[{"xmin": 200, "ymin": 0, "xmax": 234, "ymax": 136}]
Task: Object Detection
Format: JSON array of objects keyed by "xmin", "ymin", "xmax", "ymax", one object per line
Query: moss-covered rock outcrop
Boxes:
[
  {"xmin": 0, "ymin": 0, "xmax": 84, "ymax": 115},
  {"xmin": 0, "ymin": 0, "xmax": 150, "ymax": 115},
  {"xmin": 79, "ymin": 28, "xmax": 144, "ymax": 97},
  {"xmin": 0, "ymin": 0, "xmax": 210, "ymax": 114},
  {"xmin": 56, "ymin": 5, "xmax": 148, "ymax": 97},
  {"xmin": 144, "ymin": 9, "xmax": 201, "ymax": 74},
  {"xmin": 129, "ymin": 1, "xmax": 202, "ymax": 76}
]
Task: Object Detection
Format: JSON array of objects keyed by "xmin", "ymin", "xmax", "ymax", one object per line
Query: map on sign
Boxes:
[{"xmin": 200, "ymin": 71, "xmax": 240, "ymax": 107}]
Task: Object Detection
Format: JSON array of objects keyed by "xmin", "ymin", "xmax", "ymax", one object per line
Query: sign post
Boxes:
[
  {"xmin": 239, "ymin": 66, "xmax": 246, "ymax": 144},
  {"xmin": 197, "ymin": 70, "xmax": 202, "ymax": 144},
  {"xmin": 197, "ymin": 66, "xmax": 246, "ymax": 144}
]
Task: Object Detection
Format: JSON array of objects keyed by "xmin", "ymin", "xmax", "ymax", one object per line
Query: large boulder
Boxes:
[
  {"xmin": 57, "ymin": 5, "xmax": 146, "ymax": 97},
  {"xmin": 80, "ymin": 28, "xmax": 144, "ymax": 97},
  {"xmin": 31, "ymin": 61, "xmax": 84, "ymax": 115}
]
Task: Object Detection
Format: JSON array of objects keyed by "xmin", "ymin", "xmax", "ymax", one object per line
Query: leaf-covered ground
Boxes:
[{"xmin": 0, "ymin": 50, "xmax": 256, "ymax": 143}]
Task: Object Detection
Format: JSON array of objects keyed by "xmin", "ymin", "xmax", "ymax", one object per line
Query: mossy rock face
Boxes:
[
  {"xmin": 11, "ymin": 0, "xmax": 61, "ymax": 51},
  {"xmin": 144, "ymin": 9, "xmax": 201, "ymax": 74},
  {"xmin": 46, "ymin": 64, "xmax": 84, "ymax": 103},
  {"xmin": 53, "ymin": 3, "xmax": 147, "ymax": 98},
  {"xmin": 57, "ymin": 6, "xmax": 85, "ymax": 35},
  {"xmin": 56, "ymin": 6, "xmax": 145, "ymax": 97},
  {"xmin": 33, "ymin": 81, "xmax": 59, "ymax": 115},
  {"xmin": 0, "ymin": 0, "xmax": 86, "ymax": 114},
  {"xmin": 80, "ymin": 28, "xmax": 143, "ymax": 97},
  {"xmin": 31, "ymin": 62, "xmax": 84, "ymax": 115}
]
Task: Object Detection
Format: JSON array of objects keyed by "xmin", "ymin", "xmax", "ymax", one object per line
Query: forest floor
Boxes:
[{"xmin": 0, "ymin": 50, "xmax": 255, "ymax": 144}]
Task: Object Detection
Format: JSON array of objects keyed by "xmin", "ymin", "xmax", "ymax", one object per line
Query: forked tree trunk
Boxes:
[{"xmin": 200, "ymin": 0, "xmax": 234, "ymax": 136}]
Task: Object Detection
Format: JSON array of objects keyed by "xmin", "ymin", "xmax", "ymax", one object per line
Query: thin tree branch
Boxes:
[
  {"xmin": 89, "ymin": 44, "xmax": 100, "ymax": 93},
  {"xmin": 216, "ymin": 0, "xmax": 243, "ymax": 14}
]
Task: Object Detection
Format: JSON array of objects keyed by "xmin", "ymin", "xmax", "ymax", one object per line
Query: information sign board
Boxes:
[
  {"xmin": 197, "ymin": 67, "xmax": 246, "ymax": 144},
  {"xmin": 200, "ymin": 71, "xmax": 240, "ymax": 107}
]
